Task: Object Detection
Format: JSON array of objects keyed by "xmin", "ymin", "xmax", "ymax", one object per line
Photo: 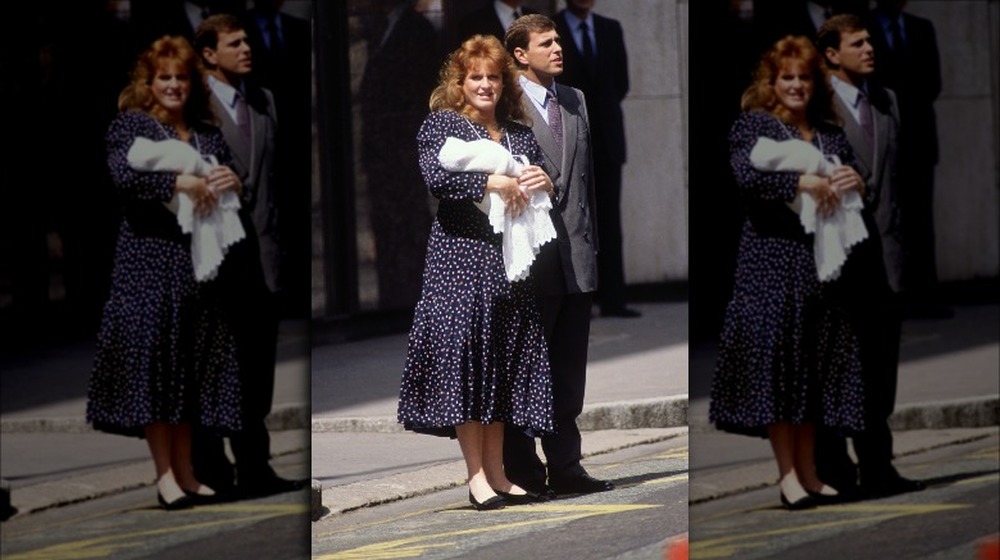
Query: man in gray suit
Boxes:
[
  {"xmin": 192, "ymin": 14, "xmax": 305, "ymax": 498},
  {"xmin": 815, "ymin": 14, "xmax": 924, "ymax": 498},
  {"xmin": 502, "ymin": 14, "xmax": 613, "ymax": 498}
]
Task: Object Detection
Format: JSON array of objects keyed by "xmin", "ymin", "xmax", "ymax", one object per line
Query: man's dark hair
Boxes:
[
  {"xmin": 194, "ymin": 13, "xmax": 245, "ymax": 54},
  {"xmin": 504, "ymin": 13, "xmax": 557, "ymax": 67},
  {"xmin": 817, "ymin": 13, "xmax": 867, "ymax": 58}
]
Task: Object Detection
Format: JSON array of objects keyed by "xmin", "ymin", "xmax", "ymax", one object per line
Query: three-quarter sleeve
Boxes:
[
  {"xmin": 728, "ymin": 111, "xmax": 800, "ymax": 203},
  {"xmin": 105, "ymin": 111, "xmax": 177, "ymax": 203},
  {"xmin": 416, "ymin": 111, "xmax": 488, "ymax": 202}
]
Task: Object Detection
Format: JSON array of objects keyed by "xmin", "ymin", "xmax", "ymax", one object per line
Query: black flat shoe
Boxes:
[
  {"xmin": 780, "ymin": 491, "xmax": 816, "ymax": 510},
  {"xmin": 469, "ymin": 491, "xmax": 506, "ymax": 511},
  {"xmin": 494, "ymin": 489, "xmax": 550, "ymax": 504},
  {"xmin": 157, "ymin": 492, "xmax": 194, "ymax": 510},
  {"xmin": 549, "ymin": 474, "xmax": 615, "ymax": 496}
]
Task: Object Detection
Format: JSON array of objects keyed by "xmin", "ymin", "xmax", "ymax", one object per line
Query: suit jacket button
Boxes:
[{"xmin": 584, "ymin": 232, "xmax": 590, "ymax": 242}]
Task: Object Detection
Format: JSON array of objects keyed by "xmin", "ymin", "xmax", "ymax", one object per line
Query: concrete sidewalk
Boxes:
[
  {"xmin": 2, "ymin": 301, "xmax": 996, "ymax": 523},
  {"xmin": 309, "ymin": 301, "xmax": 998, "ymax": 520},
  {"xmin": 0, "ymin": 319, "xmax": 310, "ymax": 518},
  {"xmin": 310, "ymin": 302, "xmax": 692, "ymax": 519},
  {"xmin": 687, "ymin": 302, "xmax": 1000, "ymax": 504}
]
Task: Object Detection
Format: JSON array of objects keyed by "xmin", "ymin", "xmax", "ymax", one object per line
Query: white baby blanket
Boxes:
[
  {"xmin": 749, "ymin": 137, "xmax": 868, "ymax": 282},
  {"xmin": 438, "ymin": 137, "xmax": 557, "ymax": 282},
  {"xmin": 126, "ymin": 137, "xmax": 245, "ymax": 282}
]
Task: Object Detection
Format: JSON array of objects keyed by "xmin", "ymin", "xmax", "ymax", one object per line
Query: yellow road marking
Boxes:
[
  {"xmin": 316, "ymin": 504, "xmax": 661, "ymax": 559},
  {"xmin": 955, "ymin": 473, "xmax": 1000, "ymax": 485},
  {"xmin": 690, "ymin": 503, "xmax": 971, "ymax": 559},
  {"xmin": 654, "ymin": 450, "xmax": 690, "ymax": 460},
  {"xmin": 5, "ymin": 504, "xmax": 307, "ymax": 560},
  {"xmin": 962, "ymin": 448, "xmax": 999, "ymax": 460},
  {"xmin": 642, "ymin": 473, "xmax": 689, "ymax": 486}
]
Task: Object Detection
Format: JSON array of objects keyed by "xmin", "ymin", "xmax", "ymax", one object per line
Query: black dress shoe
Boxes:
[
  {"xmin": 493, "ymin": 489, "xmax": 551, "ymax": 504},
  {"xmin": 469, "ymin": 491, "xmax": 506, "ymax": 511},
  {"xmin": 780, "ymin": 491, "xmax": 816, "ymax": 510},
  {"xmin": 549, "ymin": 474, "xmax": 615, "ymax": 495},
  {"xmin": 157, "ymin": 492, "xmax": 194, "ymax": 510},
  {"xmin": 238, "ymin": 475, "xmax": 308, "ymax": 498},
  {"xmin": 600, "ymin": 307, "xmax": 642, "ymax": 318},
  {"xmin": 861, "ymin": 475, "xmax": 926, "ymax": 498}
]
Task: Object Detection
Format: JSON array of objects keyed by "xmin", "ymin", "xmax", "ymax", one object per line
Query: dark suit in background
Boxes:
[
  {"xmin": 503, "ymin": 79, "xmax": 600, "ymax": 489},
  {"xmin": 455, "ymin": 1, "xmax": 536, "ymax": 46},
  {"xmin": 358, "ymin": 1, "xmax": 439, "ymax": 309},
  {"xmin": 554, "ymin": 8, "xmax": 632, "ymax": 316},
  {"xmin": 243, "ymin": 2, "xmax": 313, "ymax": 317},
  {"xmin": 867, "ymin": 4, "xmax": 943, "ymax": 305},
  {"xmin": 753, "ymin": 0, "xmax": 868, "ymax": 48},
  {"xmin": 130, "ymin": 0, "xmax": 245, "ymax": 53}
]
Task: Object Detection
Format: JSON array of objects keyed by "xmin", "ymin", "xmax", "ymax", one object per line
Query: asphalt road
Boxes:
[
  {"xmin": 688, "ymin": 431, "xmax": 1000, "ymax": 559},
  {"xmin": 311, "ymin": 436, "xmax": 689, "ymax": 559},
  {"xmin": 0, "ymin": 452, "xmax": 310, "ymax": 560}
]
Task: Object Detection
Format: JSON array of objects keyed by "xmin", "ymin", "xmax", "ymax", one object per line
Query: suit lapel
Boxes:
[
  {"xmin": 211, "ymin": 94, "xmax": 250, "ymax": 175},
  {"xmin": 524, "ymin": 96, "xmax": 563, "ymax": 191},
  {"xmin": 556, "ymin": 84, "xmax": 579, "ymax": 184},
  {"xmin": 871, "ymin": 94, "xmax": 891, "ymax": 191},
  {"xmin": 248, "ymin": 92, "xmax": 267, "ymax": 182},
  {"xmin": 834, "ymin": 94, "xmax": 872, "ymax": 179}
]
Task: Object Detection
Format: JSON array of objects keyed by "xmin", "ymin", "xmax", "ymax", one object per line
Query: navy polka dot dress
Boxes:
[
  {"xmin": 397, "ymin": 110, "xmax": 554, "ymax": 438},
  {"xmin": 86, "ymin": 110, "xmax": 243, "ymax": 438},
  {"xmin": 709, "ymin": 110, "xmax": 865, "ymax": 438}
]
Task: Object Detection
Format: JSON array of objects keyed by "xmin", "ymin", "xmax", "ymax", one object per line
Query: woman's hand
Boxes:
[
  {"xmin": 176, "ymin": 173, "xmax": 217, "ymax": 216},
  {"xmin": 487, "ymin": 174, "xmax": 528, "ymax": 217},
  {"xmin": 208, "ymin": 165, "xmax": 242, "ymax": 196},
  {"xmin": 798, "ymin": 173, "xmax": 839, "ymax": 217},
  {"xmin": 829, "ymin": 165, "xmax": 865, "ymax": 197},
  {"xmin": 518, "ymin": 165, "xmax": 554, "ymax": 197}
]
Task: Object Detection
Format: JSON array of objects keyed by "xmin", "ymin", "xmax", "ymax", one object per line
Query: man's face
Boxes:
[
  {"xmin": 205, "ymin": 29, "xmax": 252, "ymax": 76},
  {"xmin": 827, "ymin": 29, "xmax": 875, "ymax": 78},
  {"xmin": 515, "ymin": 29, "xmax": 563, "ymax": 79}
]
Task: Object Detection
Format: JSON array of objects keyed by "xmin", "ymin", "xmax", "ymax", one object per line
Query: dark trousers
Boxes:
[
  {"xmin": 503, "ymin": 292, "xmax": 593, "ymax": 485},
  {"xmin": 899, "ymin": 163, "xmax": 938, "ymax": 293},
  {"xmin": 594, "ymin": 153, "xmax": 627, "ymax": 313},
  {"xmin": 816, "ymin": 234, "xmax": 902, "ymax": 486},
  {"xmin": 193, "ymin": 232, "xmax": 280, "ymax": 488}
]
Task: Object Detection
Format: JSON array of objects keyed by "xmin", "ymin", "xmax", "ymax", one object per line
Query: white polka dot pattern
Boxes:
[
  {"xmin": 397, "ymin": 110, "xmax": 555, "ymax": 438},
  {"xmin": 709, "ymin": 110, "xmax": 866, "ymax": 438},
  {"xmin": 86, "ymin": 110, "xmax": 243, "ymax": 437}
]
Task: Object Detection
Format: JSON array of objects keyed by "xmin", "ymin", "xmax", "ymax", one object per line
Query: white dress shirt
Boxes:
[
  {"xmin": 830, "ymin": 74, "xmax": 868, "ymax": 126},
  {"xmin": 518, "ymin": 74, "xmax": 557, "ymax": 126}
]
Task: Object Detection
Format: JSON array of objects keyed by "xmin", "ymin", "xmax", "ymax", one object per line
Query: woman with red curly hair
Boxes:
[
  {"xmin": 709, "ymin": 35, "xmax": 867, "ymax": 510},
  {"xmin": 87, "ymin": 35, "xmax": 244, "ymax": 510},
  {"xmin": 396, "ymin": 34, "xmax": 556, "ymax": 510}
]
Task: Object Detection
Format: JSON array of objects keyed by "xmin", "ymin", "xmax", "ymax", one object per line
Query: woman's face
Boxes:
[
  {"xmin": 150, "ymin": 58, "xmax": 191, "ymax": 117},
  {"xmin": 462, "ymin": 59, "xmax": 503, "ymax": 120},
  {"xmin": 773, "ymin": 58, "xmax": 813, "ymax": 116}
]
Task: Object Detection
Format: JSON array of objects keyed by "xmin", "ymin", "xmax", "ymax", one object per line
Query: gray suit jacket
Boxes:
[
  {"xmin": 834, "ymin": 83, "xmax": 903, "ymax": 292},
  {"xmin": 210, "ymin": 85, "xmax": 281, "ymax": 293},
  {"xmin": 520, "ymin": 82, "xmax": 599, "ymax": 296}
]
